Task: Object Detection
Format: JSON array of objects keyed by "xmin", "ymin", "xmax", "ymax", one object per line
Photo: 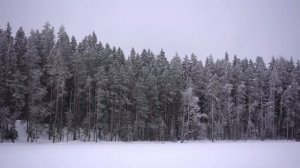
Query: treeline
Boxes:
[{"xmin": 0, "ymin": 23, "xmax": 300, "ymax": 143}]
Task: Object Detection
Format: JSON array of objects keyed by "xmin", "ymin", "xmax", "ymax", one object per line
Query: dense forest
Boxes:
[{"xmin": 0, "ymin": 23, "xmax": 300, "ymax": 143}]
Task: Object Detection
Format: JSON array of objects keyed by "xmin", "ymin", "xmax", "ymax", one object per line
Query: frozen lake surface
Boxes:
[{"xmin": 0, "ymin": 141, "xmax": 299, "ymax": 168}]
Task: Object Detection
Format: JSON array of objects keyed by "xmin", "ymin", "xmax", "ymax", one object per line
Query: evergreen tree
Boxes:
[
  {"xmin": 24, "ymin": 31, "xmax": 46, "ymax": 142},
  {"xmin": 180, "ymin": 87, "xmax": 201, "ymax": 143},
  {"xmin": 1, "ymin": 23, "xmax": 300, "ymax": 143}
]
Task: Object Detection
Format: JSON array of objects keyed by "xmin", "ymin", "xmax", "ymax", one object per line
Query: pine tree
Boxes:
[
  {"xmin": 154, "ymin": 49, "xmax": 169, "ymax": 140},
  {"xmin": 207, "ymin": 74, "xmax": 220, "ymax": 142},
  {"xmin": 236, "ymin": 81, "xmax": 247, "ymax": 139},
  {"xmin": 132, "ymin": 78, "xmax": 149, "ymax": 141},
  {"xmin": 282, "ymin": 73, "xmax": 298, "ymax": 139},
  {"xmin": 40, "ymin": 22, "xmax": 55, "ymax": 140},
  {"xmin": 0, "ymin": 23, "xmax": 23, "ymax": 142},
  {"xmin": 266, "ymin": 58, "xmax": 281, "ymax": 138},
  {"xmin": 1, "ymin": 23, "xmax": 300, "ymax": 143},
  {"xmin": 49, "ymin": 26, "xmax": 71, "ymax": 142},
  {"xmin": 95, "ymin": 66, "xmax": 109, "ymax": 140},
  {"xmin": 244, "ymin": 60, "xmax": 259, "ymax": 139},
  {"xmin": 168, "ymin": 54, "xmax": 184, "ymax": 140},
  {"xmin": 24, "ymin": 31, "xmax": 46, "ymax": 142},
  {"xmin": 180, "ymin": 87, "xmax": 201, "ymax": 143},
  {"xmin": 255, "ymin": 56, "xmax": 268, "ymax": 139}
]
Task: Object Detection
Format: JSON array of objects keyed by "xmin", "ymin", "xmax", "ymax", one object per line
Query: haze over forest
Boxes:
[{"xmin": 1, "ymin": 0, "xmax": 299, "ymax": 62}]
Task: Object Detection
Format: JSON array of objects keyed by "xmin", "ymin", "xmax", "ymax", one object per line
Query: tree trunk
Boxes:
[
  {"xmin": 247, "ymin": 96, "xmax": 251, "ymax": 139},
  {"xmin": 73, "ymin": 91, "xmax": 77, "ymax": 141},
  {"xmin": 260, "ymin": 89, "xmax": 264, "ymax": 140},
  {"xmin": 286, "ymin": 120, "xmax": 289, "ymax": 139},
  {"xmin": 12, "ymin": 124, "xmax": 15, "ymax": 143},
  {"xmin": 211, "ymin": 100, "xmax": 214, "ymax": 142},
  {"xmin": 49, "ymin": 86, "xmax": 53, "ymax": 140},
  {"xmin": 53, "ymin": 88, "xmax": 59, "ymax": 143},
  {"xmin": 59, "ymin": 91, "xmax": 64, "ymax": 142},
  {"xmin": 181, "ymin": 105, "xmax": 185, "ymax": 142},
  {"xmin": 94, "ymin": 95, "xmax": 97, "ymax": 142},
  {"xmin": 88, "ymin": 86, "xmax": 91, "ymax": 141},
  {"xmin": 1, "ymin": 130, "xmax": 3, "ymax": 143}
]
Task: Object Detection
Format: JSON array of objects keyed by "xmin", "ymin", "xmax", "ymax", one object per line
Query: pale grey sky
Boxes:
[{"xmin": 0, "ymin": 0, "xmax": 299, "ymax": 62}]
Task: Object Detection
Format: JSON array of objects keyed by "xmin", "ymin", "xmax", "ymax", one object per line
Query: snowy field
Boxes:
[{"xmin": 0, "ymin": 141, "xmax": 299, "ymax": 168}]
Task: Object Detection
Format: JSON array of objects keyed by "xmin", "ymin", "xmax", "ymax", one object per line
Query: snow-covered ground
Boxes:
[
  {"xmin": 0, "ymin": 141, "xmax": 299, "ymax": 168},
  {"xmin": 1, "ymin": 121, "xmax": 299, "ymax": 168}
]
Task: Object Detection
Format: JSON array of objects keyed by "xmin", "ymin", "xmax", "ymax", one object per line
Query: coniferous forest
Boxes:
[{"xmin": 1, "ymin": 23, "xmax": 300, "ymax": 143}]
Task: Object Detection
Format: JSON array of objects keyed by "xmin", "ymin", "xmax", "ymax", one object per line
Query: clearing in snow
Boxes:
[{"xmin": 0, "ymin": 141, "xmax": 299, "ymax": 168}]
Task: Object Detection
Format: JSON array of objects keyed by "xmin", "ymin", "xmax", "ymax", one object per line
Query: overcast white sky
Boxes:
[{"xmin": 0, "ymin": 0, "xmax": 299, "ymax": 62}]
